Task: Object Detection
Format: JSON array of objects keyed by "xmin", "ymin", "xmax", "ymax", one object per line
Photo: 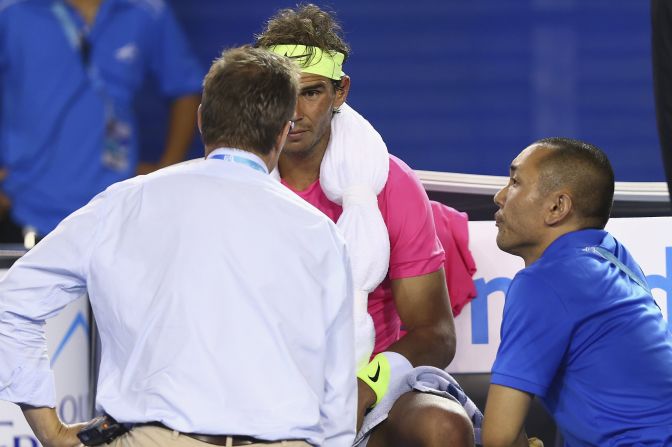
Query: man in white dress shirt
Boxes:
[{"xmin": 0, "ymin": 46, "xmax": 356, "ymax": 447}]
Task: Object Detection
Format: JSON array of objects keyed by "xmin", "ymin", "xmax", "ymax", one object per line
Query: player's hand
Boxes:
[
  {"xmin": 356, "ymin": 378, "xmax": 376, "ymax": 432},
  {"xmin": 0, "ymin": 169, "xmax": 11, "ymax": 216},
  {"xmin": 0, "ymin": 190, "xmax": 10, "ymax": 216},
  {"xmin": 528, "ymin": 437, "xmax": 544, "ymax": 447}
]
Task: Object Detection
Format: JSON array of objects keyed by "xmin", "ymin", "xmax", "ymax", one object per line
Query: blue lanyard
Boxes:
[
  {"xmin": 209, "ymin": 153, "xmax": 267, "ymax": 174},
  {"xmin": 50, "ymin": 2, "xmax": 115, "ymax": 119}
]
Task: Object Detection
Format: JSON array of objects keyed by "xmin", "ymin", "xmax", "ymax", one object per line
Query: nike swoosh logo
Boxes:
[
  {"xmin": 368, "ymin": 363, "xmax": 381, "ymax": 382},
  {"xmin": 284, "ymin": 52, "xmax": 312, "ymax": 60}
]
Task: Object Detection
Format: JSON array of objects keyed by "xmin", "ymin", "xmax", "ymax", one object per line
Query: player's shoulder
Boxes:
[
  {"xmin": 386, "ymin": 153, "xmax": 428, "ymax": 188},
  {"xmin": 383, "ymin": 153, "xmax": 427, "ymax": 199},
  {"xmin": 387, "ymin": 154, "xmax": 416, "ymax": 178}
]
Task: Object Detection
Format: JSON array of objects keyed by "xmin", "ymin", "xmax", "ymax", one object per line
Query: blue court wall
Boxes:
[{"xmin": 138, "ymin": 0, "xmax": 664, "ymax": 182}]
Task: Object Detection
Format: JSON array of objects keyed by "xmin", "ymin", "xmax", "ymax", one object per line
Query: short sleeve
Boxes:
[
  {"xmin": 147, "ymin": 3, "xmax": 203, "ymax": 97},
  {"xmin": 383, "ymin": 156, "xmax": 444, "ymax": 280},
  {"xmin": 491, "ymin": 271, "xmax": 573, "ymax": 397}
]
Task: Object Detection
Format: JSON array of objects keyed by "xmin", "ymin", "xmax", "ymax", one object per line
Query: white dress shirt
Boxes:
[{"xmin": 0, "ymin": 148, "xmax": 356, "ymax": 446}]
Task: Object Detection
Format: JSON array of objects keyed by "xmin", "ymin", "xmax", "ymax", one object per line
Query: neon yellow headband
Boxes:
[{"xmin": 268, "ymin": 44, "xmax": 345, "ymax": 80}]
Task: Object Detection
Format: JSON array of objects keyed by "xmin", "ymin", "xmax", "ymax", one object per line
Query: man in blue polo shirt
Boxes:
[
  {"xmin": 482, "ymin": 138, "xmax": 672, "ymax": 446},
  {"xmin": 0, "ymin": 0, "xmax": 203, "ymax": 243}
]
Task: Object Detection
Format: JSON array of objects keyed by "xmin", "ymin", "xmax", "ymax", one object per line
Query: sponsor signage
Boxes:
[
  {"xmin": 0, "ymin": 217, "xmax": 669, "ymax": 442},
  {"xmin": 448, "ymin": 217, "xmax": 672, "ymax": 373}
]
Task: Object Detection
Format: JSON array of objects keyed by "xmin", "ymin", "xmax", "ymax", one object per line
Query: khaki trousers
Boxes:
[{"xmin": 106, "ymin": 425, "xmax": 313, "ymax": 447}]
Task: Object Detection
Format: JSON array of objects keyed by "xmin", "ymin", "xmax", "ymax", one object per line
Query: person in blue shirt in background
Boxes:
[
  {"xmin": 0, "ymin": 0, "xmax": 203, "ymax": 245},
  {"xmin": 482, "ymin": 137, "xmax": 672, "ymax": 447}
]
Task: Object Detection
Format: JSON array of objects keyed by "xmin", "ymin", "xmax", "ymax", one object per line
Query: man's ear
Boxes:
[
  {"xmin": 197, "ymin": 104, "xmax": 203, "ymax": 135},
  {"xmin": 274, "ymin": 121, "xmax": 292, "ymax": 154},
  {"xmin": 268, "ymin": 120, "xmax": 292, "ymax": 172},
  {"xmin": 545, "ymin": 191, "xmax": 573, "ymax": 226},
  {"xmin": 333, "ymin": 75, "xmax": 350, "ymax": 108}
]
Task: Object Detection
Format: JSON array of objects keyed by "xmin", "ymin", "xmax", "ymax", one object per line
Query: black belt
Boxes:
[{"xmin": 139, "ymin": 422, "xmax": 277, "ymax": 446}]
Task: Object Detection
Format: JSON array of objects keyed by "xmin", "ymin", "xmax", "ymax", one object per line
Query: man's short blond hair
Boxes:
[{"xmin": 200, "ymin": 46, "xmax": 300, "ymax": 155}]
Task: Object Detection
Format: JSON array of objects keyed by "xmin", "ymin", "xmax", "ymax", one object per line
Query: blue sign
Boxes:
[
  {"xmin": 51, "ymin": 311, "xmax": 89, "ymax": 366},
  {"xmin": 471, "ymin": 247, "xmax": 672, "ymax": 344}
]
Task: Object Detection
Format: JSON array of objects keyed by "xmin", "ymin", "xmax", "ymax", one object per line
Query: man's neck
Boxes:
[
  {"xmin": 66, "ymin": 0, "xmax": 103, "ymax": 25},
  {"xmin": 522, "ymin": 223, "xmax": 583, "ymax": 267},
  {"xmin": 205, "ymin": 146, "xmax": 276, "ymax": 173}
]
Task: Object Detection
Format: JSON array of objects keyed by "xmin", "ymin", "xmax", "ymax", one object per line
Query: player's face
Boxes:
[
  {"xmin": 283, "ymin": 73, "xmax": 347, "ymax": 157},
  {"xmin": 493, "ymin": 145, "xmax": 549, "ymax": 263}
]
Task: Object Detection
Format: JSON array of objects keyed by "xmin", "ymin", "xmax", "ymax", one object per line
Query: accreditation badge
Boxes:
[{"xmin": 102, "ymin": 117, "xmax": 131, "ymax": 172}]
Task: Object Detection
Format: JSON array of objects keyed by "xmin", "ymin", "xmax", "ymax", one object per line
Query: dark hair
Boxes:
[
  {"xmin": 200, "ymin": 46, "xmax": 300, "ymax": 155},
  {"xmin": 254, "ymin": 3, "xmax": 350, "ymax": 88},
  {"xmin": 535, "ymin": 137, "xmax": 615, "ymax": 228}
]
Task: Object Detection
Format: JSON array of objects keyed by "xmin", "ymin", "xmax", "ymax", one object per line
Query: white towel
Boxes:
[
  {"xmin": 354, "ymin": 366, "xmax": 483, "ymax": 446},
  {"xmin": 320, "ymin": 103, "xmax": 390, "ymax": 369},
  {"xmin": 272, "ymin": 103, "xmax": 390, "ymax": 369}
]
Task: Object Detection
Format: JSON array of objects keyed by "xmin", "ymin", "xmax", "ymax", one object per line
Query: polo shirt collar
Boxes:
[{"xmin": 540, "ymin": 228, "xmax": 613, "ymax": 261}]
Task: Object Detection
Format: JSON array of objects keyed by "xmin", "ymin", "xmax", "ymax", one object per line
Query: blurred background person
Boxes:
[{"xmin": 0, "ymin": 0, "xmax": 203, "ymax": 244}]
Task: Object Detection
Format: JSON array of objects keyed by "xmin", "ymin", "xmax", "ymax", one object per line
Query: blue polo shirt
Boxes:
[
  {"xmin": 0, "ymin": 0, "xmax": 203, "ymax": 234},
  {"xmin": 492, "ymin": 229, "xmax": 672, "ymax": 446}
]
